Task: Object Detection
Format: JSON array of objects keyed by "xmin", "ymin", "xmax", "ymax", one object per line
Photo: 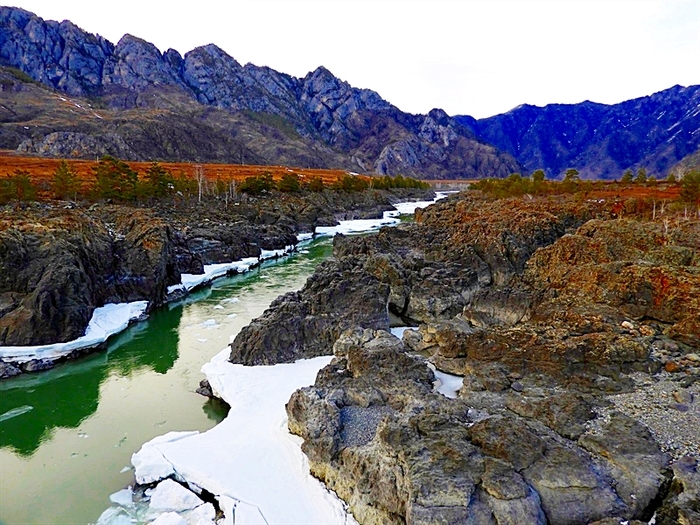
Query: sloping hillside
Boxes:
[{"xmin": 0, "ymin": 7, "xmax": 518, "ymax": 179}]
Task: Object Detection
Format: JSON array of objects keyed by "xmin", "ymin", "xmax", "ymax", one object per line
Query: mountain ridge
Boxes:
[
  {"xmin": 459, "ymin": 84, "xmax": 700, "ymax": 179},
  {"xmin": 1, "ymin": 6, "xmax": 698, "ymax": 179}
]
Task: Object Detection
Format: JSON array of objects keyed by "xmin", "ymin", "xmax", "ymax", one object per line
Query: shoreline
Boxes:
[
  {"xmin": 0, "ymin": 192, "xmax": 449, "ymax": 375},
  {"xmin": 93, "ymin": 195, "xmax": 450, "ymax": 525}
]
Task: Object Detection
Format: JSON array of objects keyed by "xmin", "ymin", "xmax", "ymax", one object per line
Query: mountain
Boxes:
[
  {"xmin": 0, "ymin": 7, "xmax": 518, "ymax": 179},
  {"xmin": 458, "ymin": 85, "xmax": 700, "ymax": 179},
  {"xmin": 1, "ymin": 7, "xmax": 698, "ymax": 179}
]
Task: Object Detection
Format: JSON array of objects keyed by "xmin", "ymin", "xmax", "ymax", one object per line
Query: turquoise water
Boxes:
[{"xmin": 0, "ymin": 238, "xmax": 334, "ymax": 525}]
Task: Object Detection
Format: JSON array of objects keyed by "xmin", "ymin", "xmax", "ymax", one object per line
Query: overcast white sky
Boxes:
[{"xmin": 10, "ymin": 0, "xmax": 700, "ymax": 118}]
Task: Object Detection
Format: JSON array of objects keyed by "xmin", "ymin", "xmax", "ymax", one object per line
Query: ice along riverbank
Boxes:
[
  {"xmin": 0, "ymin": 194, "xmax": 450, "ymax": 525},
  {"xmin": 94, "ymin": 194, "xmax": 452, "ymax": 525}
]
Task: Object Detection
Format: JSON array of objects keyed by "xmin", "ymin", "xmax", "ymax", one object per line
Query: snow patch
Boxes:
[
  {"xmin": 390, "ymin": 326, "xmax": 412, "ymax": 339},
  {"xmin": 315, "ymin": 214, "xmax": 400, "ymax": 236},
  {"xmin": 314, "ymin": 192, "xmax": 449, "ymax": 237},
  {"xmin": 132, "ymin": 431, "xmax": 199, "ymax": 485},
  {"xmin": 109, "ymin": 488, "xmax": 133, "ymax": 507},
  {"xmin": 149, "ymin": 479, "xmax": 203, "ymax": 512},
  {"xmin": 428, "ymin": 363, "xmax": 464, "ymax": 399},
  {"xmin": 150, "ymin": 512, "xmax": 187, "ymax": 525},
  {"xmin": 0, "ymin": 301, "xmax": 148, "ymax": 363},
  {"xmin": 167, "ymin": 258, "xmax": 259, "ymax": 295},
  {"xmin": 259, "ymin": 244, "xmax": 295, "ymax": 260},
  {"xmin": 130, "ymin": 352, "xmax": 355, "ymax": 524}
]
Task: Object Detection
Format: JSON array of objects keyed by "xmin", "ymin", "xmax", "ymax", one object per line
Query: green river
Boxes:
[{"xmin": 0, "ymin": 237, "xmax": 335, "ymax": 525}]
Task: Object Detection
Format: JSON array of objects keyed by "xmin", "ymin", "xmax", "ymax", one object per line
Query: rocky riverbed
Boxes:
[
  {"xmin": 229, "ymin": 191, "xmax": 700, "ymax": 524},
  {"xmin": 0, "ymin": 187, "xmax": 433, "ymax": 376}
]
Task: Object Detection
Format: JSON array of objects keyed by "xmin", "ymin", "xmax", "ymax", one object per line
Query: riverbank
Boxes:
[
  {"xmin": 0, "ymin": 235, "xmax": 337, "ymax": 525},
  {"xmin": 92, "ymin": 196, "xmax": 450, "ymax": 525},
  {"xmin": 0, "ymin": 187, "xmax": 436, "ymax": 377},
  {"xmin": 226, "ymin": 191, "xmax": 699, "ymax": 524}
]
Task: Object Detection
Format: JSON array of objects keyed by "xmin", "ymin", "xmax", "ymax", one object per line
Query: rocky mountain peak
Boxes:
[
  {"xmin": 302, "ymin": 66, "xmax": 347, "ymax": 100},
  {"xmin": 469, "ymin": 85, "xmax": 700, "ymax": 178},
  {"xmin": 102, "ymin": 34, "xmax": 185, "ymax": 92}
]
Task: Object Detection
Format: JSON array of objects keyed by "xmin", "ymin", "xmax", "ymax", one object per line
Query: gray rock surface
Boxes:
[
  {"xmin": 287, "ymin": 329, "xmax": 671, "ymax": 525},
  {"xmin": 228, "ymin": 191, "xmax": 700, "ymax": 523}
]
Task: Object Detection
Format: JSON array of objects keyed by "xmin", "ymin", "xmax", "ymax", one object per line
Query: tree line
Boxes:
[
  {"xmin": 0, "ymin": 156, "xmax": 431, "ymax": 205},
  {"xmin": 470, "ymin": 167, "xmax": 700, "ymax": 204}
]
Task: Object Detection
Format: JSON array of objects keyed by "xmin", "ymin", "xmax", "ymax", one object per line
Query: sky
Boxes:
[{"xmin": 10, "ymin": 0, "xmax": 700, "ymax": 119}]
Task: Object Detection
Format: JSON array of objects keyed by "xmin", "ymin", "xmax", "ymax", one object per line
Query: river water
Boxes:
[{"xmin": 0, "ymin": 238, "xmax": 334, "ymax": 525}]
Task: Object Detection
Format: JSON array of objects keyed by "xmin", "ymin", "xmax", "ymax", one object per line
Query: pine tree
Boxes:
[{"xmin": 52, "ymin": 160, "xmax": 80, "ymax": 200}]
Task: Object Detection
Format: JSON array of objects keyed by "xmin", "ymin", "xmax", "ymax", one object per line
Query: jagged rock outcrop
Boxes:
[
  {"xmin": 407, "ymin": 215, "xmax": 700, "ymax": 392},
  {"xmin": 230, "ymin": 193, "xmax": 608, "ymax": 365},
  {"xmin": 0, "ymin": 207, "xmax": 178, "ymax": 345},
  {"xmin": 230, "ymin": 256, "xmax": 391, "ymax": 365},
  {"xmin": 287, "ymin": 328, "xmax": 671, "ymax": 525},
  {"xmin": 226, "ymin": 190, "xmax": 700, "ymax": 523},
  {"xmin": 102, "ymin": 34, "xmax": 187, "ymax": 94},
  {"xmin": 0, "ymin": 7, "xmax": 113, "ymax": 96}
]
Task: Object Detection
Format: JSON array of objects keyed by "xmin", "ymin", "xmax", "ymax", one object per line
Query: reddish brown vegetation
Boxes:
[{"xmin": 0, "ymin": 152, "xmax": 367, "ymax": 197}]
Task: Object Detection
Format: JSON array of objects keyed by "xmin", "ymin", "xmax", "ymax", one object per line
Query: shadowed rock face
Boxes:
[
  {"xmin": 0, "ymin": 208, "xmax": 179, "ymax": 345},
  {"xmin": 229, "ymin": 255, "xmax": 392, "ymax": 366}
]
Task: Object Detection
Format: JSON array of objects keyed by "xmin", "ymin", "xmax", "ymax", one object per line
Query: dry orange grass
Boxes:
[
  {"xmin": 586, "ymin": 183, "xmax": 681, "ymax": 201},
  {"xmin": 0, "ymin": 152, "xmax": 366, "ymax": 187}
]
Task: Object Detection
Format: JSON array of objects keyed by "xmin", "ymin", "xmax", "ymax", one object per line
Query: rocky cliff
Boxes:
[
  {"xmin": 229, "ymin": 191, "xmax": 700, "ymax": 524},
  {"xmin": 0, "ymin": 187, "xmax": 432, "ymax": 365},
  {"xmin": 0, "ymin": 7, "xmax": 518, "ymax": 179}
]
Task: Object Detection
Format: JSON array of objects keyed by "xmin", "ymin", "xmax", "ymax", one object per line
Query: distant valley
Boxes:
[{"xmin": 1, "ymin": 6, "xmax": 698, "ymax": 179}]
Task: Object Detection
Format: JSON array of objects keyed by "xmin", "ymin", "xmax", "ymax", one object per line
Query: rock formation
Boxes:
[
  {"xmin": 0, "ymin": 187, "xmax": 432, "ymax": 351},
  {"xmin": 229, "ymin": 190, "xmax": 700, "ymax": 524},
  {"xmin": 287, "ymin": 328, "xmax": 671, "ymax": 525}
]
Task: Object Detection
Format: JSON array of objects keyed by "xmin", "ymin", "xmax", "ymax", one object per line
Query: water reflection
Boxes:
[
  {"xmin": 201, "ymin": 397, "xmax": 230, "ymax": 422},
  {"xmin": 0, "ymin": 355, "xmax": 106, "ymax": 457},
  {"xmin": 0, "ymin": 236, "xmax": 336, "ymax": 525},
  {"xmin": 0, "ymin": 303, "xmax": 183, "ymax": 457}
]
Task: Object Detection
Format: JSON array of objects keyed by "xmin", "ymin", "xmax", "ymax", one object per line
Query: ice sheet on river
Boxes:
[
  {"xmin": 130, "ymin": 352, "xmax": 355, "ymax": 524},
  {"xmin": 167, "ymin": 258, "xmax": 260, "ymax": 295},
  {"xmin": 0, "ymin": 301, "xmax": 148, "ymax": 364},
  {"xmin": 315, "ymin": 191, "xmax": 453, "ymax": 237}
]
